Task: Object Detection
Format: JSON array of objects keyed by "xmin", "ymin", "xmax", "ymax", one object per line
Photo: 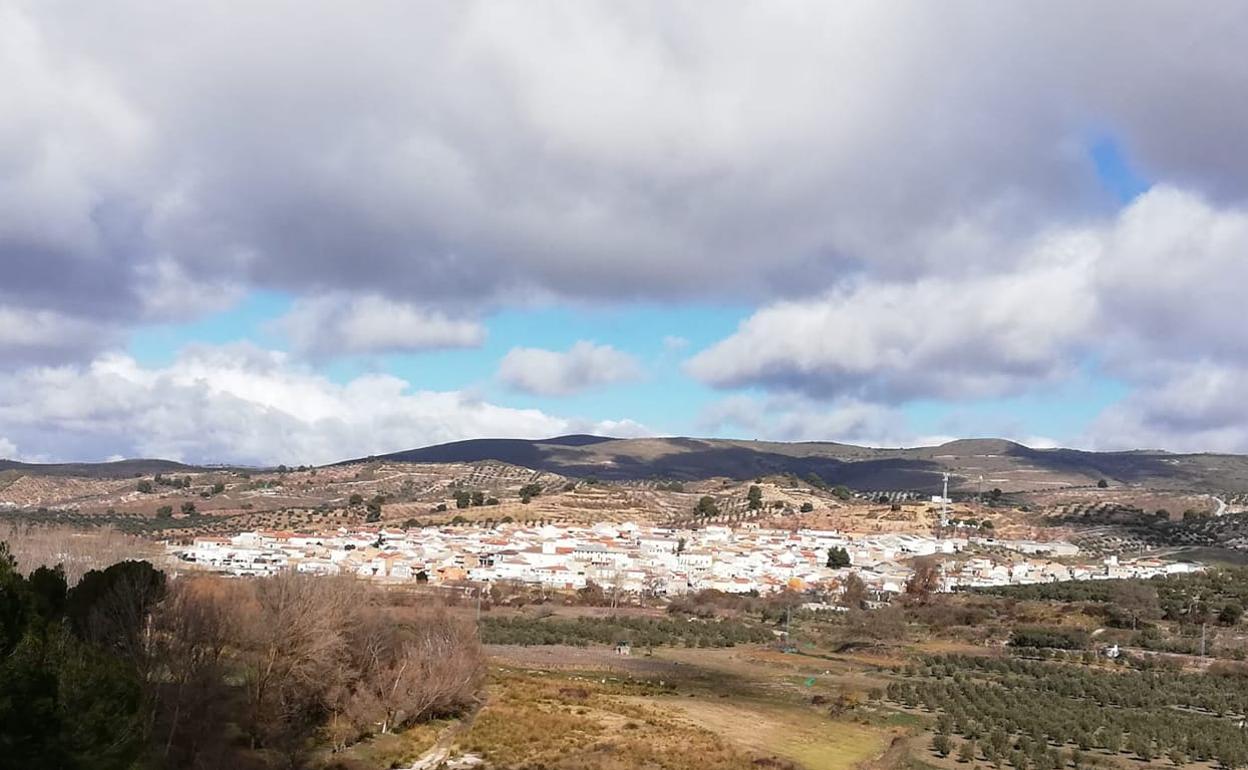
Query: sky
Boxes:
[{"xmin": 4, "ymin": 1, "xmax": 1248, "ymax": 465}]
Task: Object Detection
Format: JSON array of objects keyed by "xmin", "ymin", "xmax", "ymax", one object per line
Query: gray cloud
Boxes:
[
  {"xmin": 5, "ymin": 2, "xmax": 1248, "ymax": 456},
  {"xmin": 1088, "ymin": 362, "xmax": 1248, "ymax": 453},
  {"xmin": 696, "ymin": 394, "xmax": 908, "ymax": 446},
  {"xmin": 276, "ymin": 294, "xmax": 486, "ymax": 357},
  {"xmin": 0, "ymin": 305, "xmax": 123, "ymax": 365},
  {"xmin": 498, "ymin": 341, "xmax": 642, "ymax": 396},
  {"xmin": 6, "ymin": 1, "xmax": 1248, "ymax": 361}
]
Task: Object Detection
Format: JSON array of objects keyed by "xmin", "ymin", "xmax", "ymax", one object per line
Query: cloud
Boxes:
[
  {"xmin": 277, "ymin": 294, "xmax": 486, "ymax": 357},
  {"xmin": 686, "ymin": 235, "xmax": 1096, "ymax": 402},
  {"xmin": 688, "ymin": 185, "xmax": 1248, "ymax": 401},
  {"xmin": 1088, "ymin": 362, "xmax": 1248, "ymax": 453},
  {"xmin": 0, "ymin": 436, "xmax": 17, "ymax": 459},
  {"xmin": 6, "ymin": 1, "xmax": 1248, "ymax": 369},
  {"xmin": 0, "ymin": 345, "xmax": 645, "ymax": 465},
  {"xmin": 696, "ymin": 394, "xmax": 908, "ymax": 446},
  {"xmin": 498, "ymin": 341, "xmax": 642, "ymax": 396},
  {"xmin": 662, "ymin": 335, "xmax": 690, "ymax": 352},
  {"xmin": 0, "ymin": 306, "xmax": 122, "ymax": 365},
  {"xmin": 1093, "ymin": 187, "xmax": 1248, "ymax": 362},
  {"xmin": 685, "ymin": 185, "xmax": 1248, "ymax": 452},
  {"xmin": 6, "ymin": 2, "xmax": 1248, "ymax": 454},
  {"xmin": 584, "ymin": 418, "xmax": 652, "ymax": 439}
]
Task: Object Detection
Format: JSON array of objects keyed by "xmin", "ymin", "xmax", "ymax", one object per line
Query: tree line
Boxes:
[
  {"xmin": 974, "ymin": 568, "xmax": 1247, "ymax": 627},
  {"xmin": 479, "ymin": 614, "xmax": 773, "ymax": 649}
]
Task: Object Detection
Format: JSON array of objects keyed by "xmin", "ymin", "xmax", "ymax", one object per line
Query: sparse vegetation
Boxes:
[{"xmin": 480, "ymin": 614, "xmax": 773, "ymax": 648}]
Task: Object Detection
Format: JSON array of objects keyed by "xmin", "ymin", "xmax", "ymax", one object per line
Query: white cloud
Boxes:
[
  {"xmin": 498, "ymin": 341, "xmax": 642, "ymax": 396},
  {"xmin": 696, "ymin": 394, "xmax": 908, "ymax": 446},
  {"xmin": 277, "ymin": 294, "xmax": 486, "ymax": 357},
  {"xmin": 584, "ymin": 418, "xmax": 652, "ymax": 439},
  {"xmin": 1088, "ymin": 362, "xmax": 1248, "ymax": 453},
  {"xmin": 687, "ymin": 186, "xmax": 1248, "ymax": 443},
  {"xmin": 0, "ymin": 436, "xmax": 17, "ymax": 459},
  {"xmin": 687, "ymin": 235, "xmax": 1096, "ymax": 402},
  {"xmin": 662, "ymin": 335, "xmax": 690, "ymax": 352},
  {"xmin": 0, "ymin": 345, "xmax": 644, "ymax": 465},
  {"xmin": 684, "ymin": 184, "xmax": 1248, "ymax": 452},
  {"xmin": 0, "ymin": 305, "xmax": 121, "ymax": 364},
  {"xmin": 1093, "ymin": 187, "xmax": 1248, "ymax": 362}
]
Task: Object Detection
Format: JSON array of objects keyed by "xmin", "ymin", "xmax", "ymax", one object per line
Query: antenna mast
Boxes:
[{"xmin": 941, "ymin": 472, "xmax": 950, "ymax": 529}]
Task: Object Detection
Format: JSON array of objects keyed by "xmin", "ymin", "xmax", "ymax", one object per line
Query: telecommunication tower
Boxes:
[{"xmin": 941, "ymin": 472, "xmax": 950, "ymax": 528}]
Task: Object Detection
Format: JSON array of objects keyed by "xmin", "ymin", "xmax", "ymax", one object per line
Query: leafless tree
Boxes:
[
  {"xmin": 840, "ymin": 572, "xmax": 868, "ymax": 610},
  {"xmin": 238, "ymin": 572, "xmax": 368, "ymax": 763},
  {"xmin": 1112, "ymin": 581, "xmax": 1161, "ymax": 629},
  {"xmin": 846, "ymin": 604, "xmax": 907, "ymax": 641},
  {"xmin": 335, "ymin": 605, "xmax": 484, "ymax": 743},
  {"xmin": 905, "ymin": 556, "xmax": 942, "ymax": 604},
  {"xmin": 147, "ymin": 577, "xmax": 241, "ymax": 769},
  {"xmin": 1, "ymin": 522, "xmax": 159, "ymax": 584}
]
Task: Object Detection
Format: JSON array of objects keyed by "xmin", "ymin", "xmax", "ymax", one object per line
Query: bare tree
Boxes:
[
  {"xmin": 1, "ymin": 522, "xmax": 159, "ymax": 584},
  {"xmin": 147, "ymin": 577, "xmax": 240, "ymax": 769},
  {"xmin": 840, "ymin": 572, "xmax": 868, "ymax": 610},
  {"xmin": 238, "ymin": 572, "xmax": 368, "ymax": 762},
  {"xmin": 846, "ymin": 604, "xmax": 907, "ymax": 641},
  {"xmin": 1111, "ymin": 581, "xmax": 1160, "ymax": 630},
  {"xmin": 337, "ymin": 605, "xmax": 484, "ymax": 741},
  {"xmin": 905, "ymin": 556, "xmax": 942, "ymax": 604}
]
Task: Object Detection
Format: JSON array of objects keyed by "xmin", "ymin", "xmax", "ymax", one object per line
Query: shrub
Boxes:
[{"xmin": 1008, "ymin": 626, "xmax": 1089, "ymax": 650}]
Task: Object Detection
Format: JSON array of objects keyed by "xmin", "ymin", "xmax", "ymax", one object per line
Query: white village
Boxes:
[{"xmin": 171, "ymin": 520, "xmax": 1200, "ymax": 599}]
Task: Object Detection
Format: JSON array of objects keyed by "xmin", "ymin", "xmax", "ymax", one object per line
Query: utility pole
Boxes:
[
  {"xmin": 1200, "ymin": 622, "xmax": 1207, "ymax": 660},
  {"xmin": 941, "ymin": 472, "xmax": 950, "ymax": 530}
]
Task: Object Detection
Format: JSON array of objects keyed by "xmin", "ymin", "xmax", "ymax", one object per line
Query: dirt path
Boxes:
[
  {"xmin": 402, "ymin": 709, "xmax": 479, "ymax": 770},
  {"xmin": 863, "ymin": 734, "xmax": 914, "ymax": 770}
]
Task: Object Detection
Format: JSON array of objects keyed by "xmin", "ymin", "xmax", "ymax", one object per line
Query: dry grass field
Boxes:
[
  {"xmin": 453, "ymin": 659, "xmax": 897, "ymax": 770},
  {"xmin": 651, "ymin": 696, "xmax": 888, "ymax": 770},
  {"xmin": 461, "ymin": 641, "xmax": 907, "ymax": 770}
]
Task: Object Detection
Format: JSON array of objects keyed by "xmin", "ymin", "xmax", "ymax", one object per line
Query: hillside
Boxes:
[
  {"xmin": 9, "ymin": 436, "xmax": 1248, "ymax": 497},
  {"xmin": 0, "ymin": 458, "xmax": 202, "ymax": 479},
  {"xmin": 358, "ymin": 435, "xmax": 1248, "ymax": 494}
]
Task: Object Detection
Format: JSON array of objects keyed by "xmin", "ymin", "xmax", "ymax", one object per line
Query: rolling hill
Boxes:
[
  {"xmin": 0, "ymin": 458, "xmax": 202, "ymax": 479},
  {"xmin": 10, "ymin": 436, "xmax": 1248, "ymax": 495},
  {"xmin": 354, "ymin": 435, "xmax": 1248, "ymax": 494}
]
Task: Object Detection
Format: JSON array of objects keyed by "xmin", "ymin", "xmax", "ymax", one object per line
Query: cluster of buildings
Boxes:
[
  {"xmin": 946, "ymin": 552, "xmax": 1200, "ymax": 588},
  {"xmin": 169, "ymin": 522, "xmax": 1198, "ymax": 597}
]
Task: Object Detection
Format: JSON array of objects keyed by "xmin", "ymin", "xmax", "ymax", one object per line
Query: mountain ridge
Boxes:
[
  {"xmin": 7, "ymin": 436, "xmax": 1248, "ymax": 494},
  {"xmin": 351, "ymin": 435, "xmax": 1248, "ymax": 493}
]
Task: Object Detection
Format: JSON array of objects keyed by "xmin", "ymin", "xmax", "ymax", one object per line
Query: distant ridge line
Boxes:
[{"xmin": 5, "ymin": 436, "xmax": 1243, "ymax": 493}]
